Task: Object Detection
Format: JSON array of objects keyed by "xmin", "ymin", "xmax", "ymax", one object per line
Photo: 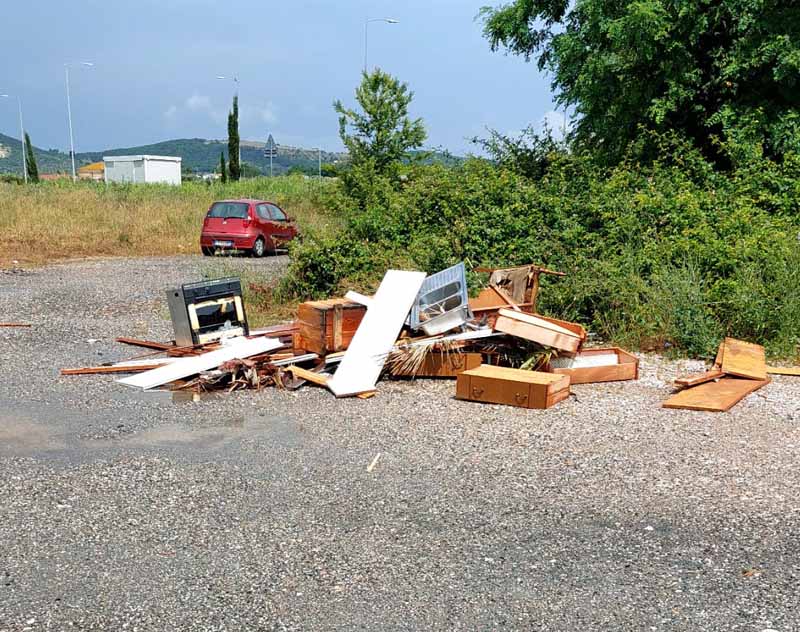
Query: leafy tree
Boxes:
[
  {"xmin": 334, "ymin": 69, "xmax": 427, "ymax": 173},
  {"xmin": 227, "ymin": 95, "xmax": 240, "ymax": 181},
  {"xmin": 480, "ymin": 0, "xmax": 800, "ymax": 166},
  {"xmin": 240, "ymin": 162, "xmax": 261, "ymax": 178},
  {"xmin": 218, "ymin": 151, "xmax": 227, "ymax": 183},
  {"xmin": 24, "ymin": 132, "xmax": 39, "ymax": 182}
]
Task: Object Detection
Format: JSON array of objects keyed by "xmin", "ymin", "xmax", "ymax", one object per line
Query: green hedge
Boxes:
[{"xmin": 279, "ymin": 147, "xmax": 800, "ymax": 358}]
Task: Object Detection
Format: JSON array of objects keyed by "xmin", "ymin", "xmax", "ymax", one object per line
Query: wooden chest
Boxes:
[
  {"xmin": 547, "ymin": 347, "xmax": 639, "ymax": 384},
  {"xmin": 296, "ymin": 298, "xmax": 366, "ymax": 356},
  {"xmin": 456, "ymin": 365, "xmax": 571, "ymax": 409}
]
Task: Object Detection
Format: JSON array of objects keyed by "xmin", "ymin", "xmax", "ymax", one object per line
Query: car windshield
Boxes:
[{"xmin": 208, "ymin": 202, "xmax": 249, "ymax": 219}]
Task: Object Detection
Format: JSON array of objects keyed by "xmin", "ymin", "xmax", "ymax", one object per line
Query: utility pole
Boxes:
[{"xmin": 64, "ymin": 62, "xmax": 94, "ymax": 182}]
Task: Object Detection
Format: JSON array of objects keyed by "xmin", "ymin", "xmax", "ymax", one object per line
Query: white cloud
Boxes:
[
  {"xmin": 251, "ymin": 102, "xmax": 278, "ymax": 125},
  {"xmin": 164, "ymin": 105, "xmax": 178, "ymax": 119},
  {"xmin": 185, "ymin": 94, "xmax": 212, "ymax": 111}
]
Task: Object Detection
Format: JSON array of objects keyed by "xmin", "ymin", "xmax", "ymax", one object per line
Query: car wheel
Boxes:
[
  {"xmin": 251, "ymin": 237, "xmax": 266, "ymax": 258},
  {"xmin": 201, "ymin": 246, "xmax": 214, "ymax": 256}
]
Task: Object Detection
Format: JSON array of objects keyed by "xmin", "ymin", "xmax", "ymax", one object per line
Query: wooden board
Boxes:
[
  {"xmin": 118, "ymin": 337, "xmax": 282, "ymax": 390},
  {"xmin": 549, "ymin": 347, "xmax": 638, "ymax": 384},
  {"xmin": 494, "ymin": 309, "xmax": 583, "ymax": 353},
  {"xmin": 767, "ymin": 367, "xmax": 800, "ymax": 376},
  {"xmin": 286, "ymin": 365, "xmax": 330, "ymax": 386},
  {"xmin": 720, "ymin": 337, "xmax": 767, "ymax": 380},
  {"xmin": 328, "ymin": 270, "xmax": 427, "ymax": 397},
  {"xmin": 674, "ymin": 370, "xmax": 724, "ymax": 389},
  {"xmin": 662, "ymin": 377, "xmax": 769, "ymax": 412}
]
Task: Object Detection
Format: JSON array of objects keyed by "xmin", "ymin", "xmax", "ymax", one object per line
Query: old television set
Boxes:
[{"xmin": 166, "ymin": 277, "xmax": 249, "ymax": 347}]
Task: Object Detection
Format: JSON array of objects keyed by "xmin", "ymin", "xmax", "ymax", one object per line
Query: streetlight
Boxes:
[
  {"xmin": 217, "ymin": 75, "xmax": 241, "ymax": 174},
  {"xmin": 0, "ymin": 93, "xmax": 27, "ymax": 183},
  {"xmin": 364, "ymin": 18, "xmax": 399, "ymax": 73},
  {"xmin": 65, "ymin": 61, "xmax": 94, "ymax": 182}
]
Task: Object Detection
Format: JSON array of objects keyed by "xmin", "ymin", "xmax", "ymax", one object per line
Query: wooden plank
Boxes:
[
  {"xmin": 328, "ymin": 270, "xmax": 427, "ymax": 397},
  {"xmin": 117, "ymin": 337, "xmax": 282, "ymax": 390},
  {"xmin": 332, "ymin": 303, "xmax": 343, "ymax": 351},
  {"xmin": 494, "ymin": 310, "xmax": 583, "ymax": 353},
  {"xmin": 766, "ymin": 367, "xmax": 800, "ymax": 376},
  {"xmin": 662, "ymin": 377, "xmax": 769, "ymax": 412},
  {"xmin": 0, "ymin": 322, "xmax": 31, "ymax": 327},
  {"xmin": 61, "ymin": 362, "xmax": 171, "ymax": 376},
  {"xmin": 116, "ymin": 337, "xmax": 174, "ymax": 351},
  {"xmin": 675, "ymin": 369, "xmax": 725, "ymax": 389},
  {"xmin": 720, "ymin": 338, "xmax": 767, "ymax": 380},
  {"xmin": 286, "ymin": 365, "xmax": 330, "ymax": 386},
  {"xmin": 488, "ymin": 284, "xmax": 521, "ymax": 311}
]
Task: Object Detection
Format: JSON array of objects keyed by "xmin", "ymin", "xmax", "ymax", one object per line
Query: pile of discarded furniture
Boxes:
[{"xmin": 61, "ymin": 263, "xmax": 797, "ymax": 412}]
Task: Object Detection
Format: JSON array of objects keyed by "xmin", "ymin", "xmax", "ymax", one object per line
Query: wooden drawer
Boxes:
[
  {"xmin": 548, "ymin": 347, "xmax": 638, "ymax": 384},
  {"xmin": 456, "ymin": 365, "xmax": 570, "ymax": 409}
]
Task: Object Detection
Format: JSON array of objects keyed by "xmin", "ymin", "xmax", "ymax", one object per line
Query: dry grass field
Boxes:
[{"xmin": 0, "ymin": 176, "xmax": 336, "ymax": 266}]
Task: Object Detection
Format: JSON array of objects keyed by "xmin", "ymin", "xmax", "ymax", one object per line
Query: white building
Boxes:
[{"xmin": 103, "ymin": 155, "xmax": 182, "ymax": 185}]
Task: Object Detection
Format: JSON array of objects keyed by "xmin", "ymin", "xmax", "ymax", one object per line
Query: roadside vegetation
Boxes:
[{"xmin": 0, "ymin": 176, "xmax": 336, "ymax": 266}]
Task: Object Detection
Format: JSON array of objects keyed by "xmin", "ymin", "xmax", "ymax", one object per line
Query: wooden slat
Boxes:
[
  {"xmin": 0, "ymin": 322, "xmax": 31, "ymax": 327},
  {"xmin": 662, "ymin": 377, "xmax": 769, "ymax": 412},
  {"xmin": 674, "ymin": 369, "xmax": 725, "ymax": 389},
  {"xmin": 286, "ymin": 365, "xmax": 331, "ymax": 386},
  {"xmin": 720, "ymin": 337, "xmax": 767, "ymax": 380},
  {"xmin": 766, "ymin": 367, "xmax": 800, "ymax": 376},
  {"xmin": 61, "ymin": 363, "xmax": 170, "ymax": 376},
  {"xmin": 116, "ymin": 337, "xmax": 174, "ymax": 351}
]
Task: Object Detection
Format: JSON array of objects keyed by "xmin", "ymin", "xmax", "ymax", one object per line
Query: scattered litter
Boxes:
[
  {"xmin": 60, "ymin": 263, "xmax": 646, "ymax": 407},
  {"xmin": 367, "ymin": 453, "xmax": 381, "ymax": 472}
]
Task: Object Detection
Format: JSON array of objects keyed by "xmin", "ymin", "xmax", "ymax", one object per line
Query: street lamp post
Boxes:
[
  {"xmin": 364, "ymin": 18, "xmax": 399, "ymax": 73},
  {"xmin": 1, "ymin": 94, "xmax": 27, "ymax": 183},
  {"xmin": 217, "ymin": 75, "xmax": 241, "ymax": 174},
  {"xmin": 65, "ymin": 61, "xmax": 94, "ymax": 182}
]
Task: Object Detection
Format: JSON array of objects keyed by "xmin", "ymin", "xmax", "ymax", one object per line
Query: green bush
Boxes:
[{"xmin": 276, "ymin": 144, "xmax": 800, "ymax": 358}]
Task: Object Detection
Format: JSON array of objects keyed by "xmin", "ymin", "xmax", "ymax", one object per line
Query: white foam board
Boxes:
[
  {"xmin": 117, "ymin": 336, "xmax": 282, "ymax": 390},
  {"xmin": 328, "ymin": 270, "xmax": 427, "ymax": 397}
]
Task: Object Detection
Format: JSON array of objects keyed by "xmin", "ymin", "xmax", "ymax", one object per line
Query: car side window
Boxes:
[
  {"xmin": 255, "ymin": 204, "xmax": 271, "ymax": 220},
  {"xmin": 268, "ymin": 204, "xmax": 287, "ymax": 221}
]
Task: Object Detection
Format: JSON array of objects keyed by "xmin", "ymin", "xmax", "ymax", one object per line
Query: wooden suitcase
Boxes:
[
  {"xmin": 456, "ymin": 365, "xmax": 571, "ymax": 409},
  {"xmin": 296, "ymin": 298, "xmax": 366, "ymax": 356}
]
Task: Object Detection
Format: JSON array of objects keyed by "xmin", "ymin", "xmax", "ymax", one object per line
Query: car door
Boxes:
[
  {"xmin": 267, "ymin": 203, "xmax": 296, "ymax": 242},
  {"xmin": 254, "ymin": 203, "xmax": 273, "ymax": 236}
]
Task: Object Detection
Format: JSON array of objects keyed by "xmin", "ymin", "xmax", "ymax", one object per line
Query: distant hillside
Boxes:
[
  {"xmin": 0, "ymin": 133, "xmax": 76, "ymax": 175},
  {"xmin": 0, "ymin": 133, "xmax": 463, "ymax": 176},
  {"xmin": 0, "ymin": 134, "xmax": 347, "ymax": 176}
]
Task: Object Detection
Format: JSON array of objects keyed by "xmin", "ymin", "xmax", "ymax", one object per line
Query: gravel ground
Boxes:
[{"xmin": 1, "ymin": 255, "xmax": 799, "ymax": 631}]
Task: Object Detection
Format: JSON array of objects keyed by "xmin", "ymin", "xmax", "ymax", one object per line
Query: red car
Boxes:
[{"xmin": 200, "ymin": 199, "xmax": 299, "ymax": 257}]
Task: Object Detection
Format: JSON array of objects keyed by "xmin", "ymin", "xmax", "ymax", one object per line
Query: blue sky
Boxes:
[{"xmin": 1, "ymin": 0, "xmax": 561, "ymax": 154}]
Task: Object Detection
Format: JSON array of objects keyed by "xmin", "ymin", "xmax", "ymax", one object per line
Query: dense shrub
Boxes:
[{"xmin": 280, "ymin": 145, "xmax": 800, "ymax": 358}]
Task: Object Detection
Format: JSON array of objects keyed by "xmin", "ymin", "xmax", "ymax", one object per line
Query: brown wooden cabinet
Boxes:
[
  {"xmin": 296, "ymin": 298, "xmax": 366, "ymax": 356},
  {"xmin": 456, "ymin": 365, "xmax": 571, "ymax": 409}
]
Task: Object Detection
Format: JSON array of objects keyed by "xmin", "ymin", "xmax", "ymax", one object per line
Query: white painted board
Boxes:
[
  {"xmin": 117, "ymin": 337, "xmax": 281, "ymax": 390},
  {"xmin": 328, "ymin": 270, "xmax": 427, "ymax": 397}
]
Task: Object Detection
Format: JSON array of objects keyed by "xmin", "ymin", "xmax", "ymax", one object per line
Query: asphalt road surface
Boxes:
[{"xmin": 1, "ymin": 256, "xmax": 799, "ymax": 631}]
